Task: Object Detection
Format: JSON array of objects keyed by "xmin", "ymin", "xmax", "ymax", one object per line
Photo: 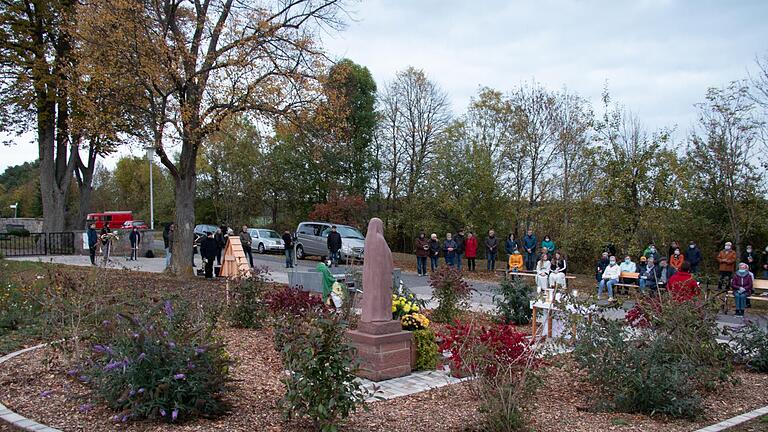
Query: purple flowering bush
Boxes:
[{"xmin": 80, "ymin": 299, "xmax": 230, "ymax": 423}]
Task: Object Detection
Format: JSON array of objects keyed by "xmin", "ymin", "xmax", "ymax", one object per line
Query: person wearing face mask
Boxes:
[
  {"xmin": 762, "ymin": 246, "xmax": 768, "ymax": 279},
  {"xmin": 414, "ymin": 232, "xmax": 430, "ymax": 276},
  {"xmin": 598, "ymin": 256, "xmax": 621, "ymax": 301},
  {"xmin": 685, "ymin": 241, "xmax": 702, "ymax": 273},
  {"xmin": 465, "ymin": 232, "xmax": 478, "ymax": 272},
  {"xmin": 618, "ymin": 255, "xmax": 637, "ymax": 295},
  {"xmin": 717, "ymin": 242, "xmax": 737, "ymax": 291},
  {"xmin": 669, "ymin": 248, "xmax": 684, "ymax": 270},
  {"xmin": 643, "ymin": 243, "xmax": 659, "ymax": 263},
  {"xmin": 639, "ymin": 256, "xmax": 656, "ymax": 293},
  {"xmin": 504, "ymin": 233, "xmax": 518, "ymax": 270},
  {"xmin": 443, "ymin": 233, "xmax": 457, "ymax": 267},
  {"xmin": 508, "ymin": 247, "xmax": 524, "ymax": 273},
  {"xmin": 595, "ymin": 252, "xmax": 609, "ymax": 285},
  {"xmin": 656, "ymin": 257, "xmax": 676, "ymax": 290},
  {"xmin": 731, "ymin": 262, "xmax": 753, "ymax": 316},
  {"xmin": 667, "ymin": 240, "xmax": 680, "ymax": 260},
  {"xmin": 742, "ymin": 244, "xmax": 758, "ymax": 274},
  {"xmin": 541, "ymin": 235, "xmax": 555, "ymax": 255},
  {"xmin": 429, "ymin": 233, "xmax": 441, "ymax": 273}
]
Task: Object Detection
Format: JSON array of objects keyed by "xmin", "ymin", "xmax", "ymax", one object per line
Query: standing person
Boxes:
[
  {"xmin": 669, "ymin": 248, "xmax": 684, "ymax": 270},
  {"xmin": 485, "ymin": 230, "xmax": 499, "ymax": 272},
  {"xmin": 742, "ymin": 245, "xmax": 758, "ymax": 274},
  {"xmin": 762, "ymin": 246, "xmax": 768, "ymax": 279},
  {"xmin": 87, "ymin": 223, "xmax": 98, "ymax": 266},
  {"xmin": 686, "ymin": 241, "xmax": 702, "ymax": 273},
  {"xmin": 667, "ymin": 261, "xmax": 700, "ymax": 302},
  {"xmin": 643, "ymin": 243, "xmax": 660, "ymax": 262},
  {"xmin": 731, "ymin": 262, "xmax": 753, "ymax": 317},
  {"xmin": 598, "ymin": 256, "xmax": 621, "ymax": 302},
  {"xmin": 100, "ymin": 226, "xmax": 112, "ymax": 265},
  {"xmin": 454, "ymin": 228, "xmax": 466, "ymax": 271},
  {"xmin": 717, "ymin": 242, "xmax": 737, "ymax": 291},
  {"xmin": 541, "ymin": 235, "xmax": 555, "ymax": 255},
  {"xmin": 239, "ymin": 225, "xmax": 254, "ymax": 268},
  {"xmin": 504, "ymin": 233, "xmax": 518, "ymax": 270},
  {"xmin": 549, "ymin": 251, "xmax": 567, "ymax": 289},
  {"xmin": 414, "ymin": 232, "xmax": 429, "ymax": 276},
  {"xmin": 595, "ymin": 252, "xmax": 609, "ymax": 286},
  {"xmin": 667, "ymin": 240, "xmax": 680, "ymax": 260},
  {"xmin": 200, "ymin": 231, "xmax": 217, "ymax": 279},
  {"xmin": 282, "ymin": 230, "xmax": 294, "ymax": 269},
  {"xmin": 523, "ymin": 229, "xmax": 537, "ymax": 271},
  {"xmin": 535, "ymin": 253, "xmax": 551, "ymax": 294},
  {"xmin": 164, "ymin": 223, "xmax": 175, "ymax": 270},
  {"xmin": 443, "ymin": 233, "xmax": 457, "ymax": 267},
  {"xmin": 214, "ymin": 228, "xmax": 225, "ymax": 266},
  {"xmin": 128, "ymin": 227, "xmax": 141, "ymax": 261},
  {"xmin": 326, "ymin": 225, "xmax": 343, "ymax": 267},
  {"xmin": 429, "ymin": 233, "xmax": 440, "ymax": 272},
  {"xmin": 465, "ymin": 232, "xmax": 478, "ymax": 272}
]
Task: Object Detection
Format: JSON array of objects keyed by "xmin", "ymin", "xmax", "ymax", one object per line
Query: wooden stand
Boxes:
[{"xmin": 219, "ymin": 237, "xmax": 250, "ymax": 278}]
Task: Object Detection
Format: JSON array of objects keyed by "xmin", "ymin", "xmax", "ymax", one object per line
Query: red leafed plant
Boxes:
[
  {"xmin": 265, "ymin": 286, "xmax": 328, "ymax": 318},
  {"xmin": 439, "ymin": 321, "xmax": 535, "ymax": 378},
  {"xmin": 625, "ymin": 296, "xmax": 663, "ymax": 328}
]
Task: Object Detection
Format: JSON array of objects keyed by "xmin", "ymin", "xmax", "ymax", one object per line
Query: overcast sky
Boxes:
[{"xmin": 1, "ymin": 0, "xmax": 766, "ymax": 171}]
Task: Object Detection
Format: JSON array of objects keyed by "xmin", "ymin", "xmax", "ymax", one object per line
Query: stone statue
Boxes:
[{"xmin": 361, "ymin": 217, "xmax": 394, "ymax": 323}]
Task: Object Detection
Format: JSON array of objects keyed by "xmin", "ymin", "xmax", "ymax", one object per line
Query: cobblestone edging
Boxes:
[
  {"xmin": 0, "ymin": 343, "xmax": 62, "ymax": 432},
  {"xmin": 694, "ymin": 404, "xmax": 768, "ymax": 432}
]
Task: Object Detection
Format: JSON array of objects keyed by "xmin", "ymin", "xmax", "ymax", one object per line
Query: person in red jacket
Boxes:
[
  {"xmin": 667, "ymin": 261, "xmax": 700, "ymax": 302},
  {"xmin": 464, "ymin": 231, "xmax": 478, "ymax": 272}
]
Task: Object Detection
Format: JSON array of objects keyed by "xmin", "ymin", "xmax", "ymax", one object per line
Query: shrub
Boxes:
[
  {"xmin": 730, "ymin": 321, "xmax": 768, "ymax": 373},
  {"xmin": 412, "ymin": 328, "xmax": 438, "ymax": 371},
  {"xmin": 439, "ymin": 321, "xmax": 537, "ymax": 431},
  {"xmin": 266, "ymin": 286, "xmax": 328, "ymax": 353},
  {"xmin": 228, "ymin": 267, "xmax": 269, "ymax": 329},
  {"xmin": 493, "ymin": 278, "xmax": 533, "ymax": 325},
  {"xmin": 81, "ymin": 300, "xmax": 230, "ymax": 423},
  {"xmin": 401, "ymin": 313, "xmax": 429, "ymax": 331},
  {"xmin": 430, "ymin": 267, "xmax": 471, "ymax": 323},
  {"xmin": 279, "ymin": 313, "xmax": 367, "ymax": 431},
  {"xmin": 573, "ymin": 294, "xmax": 732, "ymax": 418}
]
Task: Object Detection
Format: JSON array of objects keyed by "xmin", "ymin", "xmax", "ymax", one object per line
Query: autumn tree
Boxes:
[{"xmin": 76, "ymin": 0, "xmax": 347, "ymax": 275}]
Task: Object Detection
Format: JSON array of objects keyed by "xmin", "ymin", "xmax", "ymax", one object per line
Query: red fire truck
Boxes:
[{"xmin": 86, "ymin": 211, "xmax": 134, "ymax": 229}]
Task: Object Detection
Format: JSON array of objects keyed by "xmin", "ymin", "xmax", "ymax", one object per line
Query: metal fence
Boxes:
[{"xmin": 0, "ymin": 232, "xmax": 75, "ymax": 257}]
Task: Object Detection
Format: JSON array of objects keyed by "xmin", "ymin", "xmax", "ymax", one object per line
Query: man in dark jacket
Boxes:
[
  {"xmin": 429, "ymin": 233, "xmax": 440, "ymax": 272},
  {"xmin": 454, "ymin": 228, "xmax": 466, "ymax": 271},
  {"xmin": 443, "ymin": 233, "xmax": 458, "ymax": 267},
  {"xmin": 129, "ymin": 227, "xmax": 141, "ymax": 261},
  {"xmin": 282, "ymin": 230, "xmax": 294, "ymax": 268},
  {"xmin": 595, "ymin": 252, "xmax": 609, "ymax": 285},
  {"xmin": 87, "ymin": 224, "xmax": 98, "ymax": 265},
  {"xmin": 742, "ymin": 244, "xmax": 758, "ymax": 274},
  {"xmin": 485, "ymin": 229, "xmax": 499, "ymax": 271},
  {"xmin": 685, "ymin": 241, "xmax": 702, "ymax": 273},
  {"xmin": 327, "ymin": 225, "xmax": 343, "ymax": 267},
  {"xmin": 214, "ymin": 228, "xmax": 225, "ymax": 265},
  {"xmin": 200, "ymin": 231, "xmax": 218, "ymax": 279},
  {"xmin": 523, "ymin": 229, "xmax": 537, "ymax": 271},
  {"xmin": 239, "ymin": 225, "xmax": 253, "ymax": 267}
]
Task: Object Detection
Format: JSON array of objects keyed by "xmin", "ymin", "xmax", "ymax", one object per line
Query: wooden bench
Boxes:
[
  {"xmin": 495, "ymin": 269, "xmax": 576, "ymax": 285},
  {"xmin": 724, "ymin": 278, "xmax": 768, "ymax": 312},
  {"xmin": 614, "ymin": 272, "xmax": 640, "ymax": 294}
]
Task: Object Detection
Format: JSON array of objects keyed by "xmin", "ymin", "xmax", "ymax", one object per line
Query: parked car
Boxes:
[
  {"xmin": 193, "ymin": 224, "xmax": 218, "ymax": 245},
  {"xmin": 121, "ymin": 220, "xmax": 149, "ymax": 230},
  {"xmin": 247, "ymin": 228, "xmax": 285, "ymax": 254},
  {"xmin": 294, "ymin": 222, "xmax": 365, "ymax": 262}
]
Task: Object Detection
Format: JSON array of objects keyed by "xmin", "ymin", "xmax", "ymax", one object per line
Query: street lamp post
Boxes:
[
  {"xmin": 9, "ymin": 202, "xmax": 18, "ymax": 218},
  {"xmin": 145, "ymin": 147, "xmax": 155, "ymax": 230}
]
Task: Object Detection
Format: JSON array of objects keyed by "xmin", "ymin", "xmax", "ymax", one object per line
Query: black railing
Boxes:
[{"xmin": 0, "ymin": 232, "xmax": 75, "ymax": 257}]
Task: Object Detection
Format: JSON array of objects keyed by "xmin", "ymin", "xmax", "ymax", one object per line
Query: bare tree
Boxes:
[{"xmin": 554, "ymin": 89, "xmax": 592, "ymax": 228}]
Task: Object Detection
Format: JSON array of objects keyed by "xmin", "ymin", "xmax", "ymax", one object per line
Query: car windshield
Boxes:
[
  {"xmin": 259, "ymin": 230, "xmax": 281, "ymax": 239},
  {"xmin": 196, "ymin": 224, "xmax": 217, "ymax": 234},
  {"xmin": 337, "ymin": 226, "xmax": 364, "ymax": 240},
  {"xmin": 132, "ymin": 221, "xmax": 145, "ymax": 226}
]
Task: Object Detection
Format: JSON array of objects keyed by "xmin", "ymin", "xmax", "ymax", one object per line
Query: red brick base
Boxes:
[{"xmin": 347, "ymin": 320, "xmax": 413, "ymax": 381}]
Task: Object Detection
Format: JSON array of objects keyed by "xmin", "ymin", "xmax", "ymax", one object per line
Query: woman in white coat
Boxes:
[{"xmin": 536, "ymin": 253, "xmax": 551, "ymax": 293}]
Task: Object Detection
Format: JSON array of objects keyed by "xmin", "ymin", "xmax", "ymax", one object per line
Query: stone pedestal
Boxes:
[{"xmin": 348, "ymin": 320, "xmax": 412, "ymax": 381}]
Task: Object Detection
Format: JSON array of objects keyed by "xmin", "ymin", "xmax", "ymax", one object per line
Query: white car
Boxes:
[{"xmin": 247, "ymin": 228, "xmax": 285, "ymax": 254}]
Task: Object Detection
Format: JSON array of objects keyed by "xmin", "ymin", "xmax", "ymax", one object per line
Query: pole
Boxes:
[{"xmin": 146, "ymin": 147, "xmax": 155, "ymax": 230}]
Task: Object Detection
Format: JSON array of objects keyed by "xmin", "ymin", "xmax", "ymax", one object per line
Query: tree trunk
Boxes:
[
  {"xmin": 38, "ymin": 100, "xmax": 68, "ymax": 233},
  {"xmin": 171, "ymin": 170, "xmax": 196, "ymax": 276},
  {"xmin": 75, "ymin": 143, "xmax": 97, "ymax": 230}
]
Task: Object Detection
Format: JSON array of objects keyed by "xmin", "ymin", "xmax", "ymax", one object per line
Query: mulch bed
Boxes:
[{"xmin": 1, "ymin": 325, "xmax": 767, "ymax": 432}]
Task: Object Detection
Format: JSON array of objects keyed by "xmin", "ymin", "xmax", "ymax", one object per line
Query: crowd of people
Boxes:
[{"xmin": 413, "ymin": 230, "xmax": 767, "ymax": 315}]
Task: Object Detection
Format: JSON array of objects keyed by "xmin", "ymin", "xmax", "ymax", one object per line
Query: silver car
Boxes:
[
  {"xmin": 294, "ymin": 222, "xmax": 365, "ymax": 261},
  {"xmin": 247, "ymin": 228, "xmax": 285, "ymax": 254}
]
